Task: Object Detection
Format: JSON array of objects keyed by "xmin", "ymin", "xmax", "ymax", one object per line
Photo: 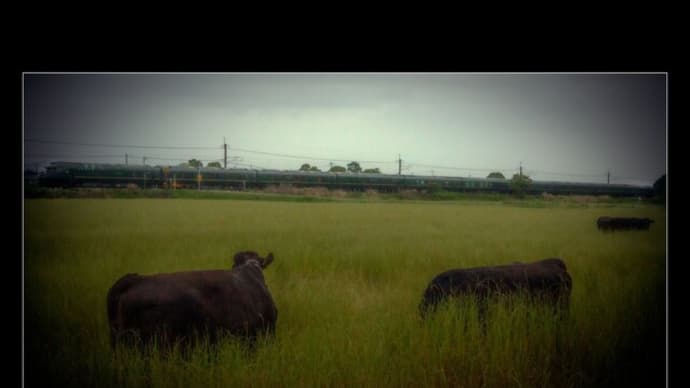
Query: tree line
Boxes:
[
  {"xmin": 177, "ymin": 159, "xmax": 380, "ymax": 173},
  {"xmin": 178, "ymin": 160, "xmax": 516, "ymax": 180},
  {"xmin": 299, "ymin": 162, "xmax": 380, "ymax": 174},
  {"xmin": 177, "ymin": 159, "xmax": 220, "ymax": 168}
]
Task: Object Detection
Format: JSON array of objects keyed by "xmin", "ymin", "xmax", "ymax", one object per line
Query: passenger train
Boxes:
[{"xmin": 37, "ymin": 161, "xmax": 654, "ymax": 197}]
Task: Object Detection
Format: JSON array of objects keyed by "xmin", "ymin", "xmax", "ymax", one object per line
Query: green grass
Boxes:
[
  {"xmin": 24, "ymin": 185, "xmax": 657, "ymax": 206},
  {"xmin": 24, "ymin": 199, "xmax": 666, "ymax": 387}
]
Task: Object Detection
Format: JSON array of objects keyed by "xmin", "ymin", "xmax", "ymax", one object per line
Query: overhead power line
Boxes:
[
  {"xmin": 406, "ymin": 161, "xmax": 516, "ymax": 172},
  {"xmin": 26, "ymin": 138, "xmax": 395, "ymax": 164},
  {"xmin": 227, "ymin": 146, "xmax": 394, "ymax": 164},
  {"xmin": 25, "ymin": 152, "xmax": 225, "ymax": 162},
  {"xmin": 25, "ymin": 139, "xmax": 221, "ymax": 150},
  {"xmin": 25, "ymin": 153, "xmax": 126, "ymax": 159},
  {"xmin": 529, "ymin": 169, "xmax": 608, "ymax": 178}
]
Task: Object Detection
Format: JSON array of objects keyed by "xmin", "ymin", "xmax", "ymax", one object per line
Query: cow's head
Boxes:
[{"xmin": 233, "ymin": 251, "xmax": 275, "ymax": 269}]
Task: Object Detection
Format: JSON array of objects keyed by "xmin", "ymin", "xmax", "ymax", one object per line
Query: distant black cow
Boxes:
[
  {"xmin": 419, "ymin": 258, "xmax": 572, "ymax": 321},
  {"xmin": 107, "ymin": 251, "xmax": 277, "ymax": 350},
  {"xmin": 597, "ymin": 217, "xmax": 654, "ymax": 230}
]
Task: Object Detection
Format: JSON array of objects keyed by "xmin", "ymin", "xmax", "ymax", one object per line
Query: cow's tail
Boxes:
[{"xmin": 107, "ymin": 273, "xmax": 139, "ymax": 348}]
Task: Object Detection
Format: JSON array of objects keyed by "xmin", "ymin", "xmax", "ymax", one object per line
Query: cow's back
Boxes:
[{"xmin": 420, "ymin": 258, "xmax": 571, "ymax": 317}]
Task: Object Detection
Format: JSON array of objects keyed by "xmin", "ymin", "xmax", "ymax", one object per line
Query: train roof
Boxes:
[
  {"xmin": 531, "ymin": 179, "xmax": 652, "ymax": 189},
  {"xmin": 167, "ymin": 166, "xmax": 253, "ymax": 174},
  {"xmin": 47, "ymin": 161, "xmax": 157, "ymax": 171}
]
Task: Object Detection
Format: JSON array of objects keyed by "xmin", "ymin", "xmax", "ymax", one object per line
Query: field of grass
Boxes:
[{"xmin": 24, "ymin": 198, "xmax": 666, "ymax": 387}]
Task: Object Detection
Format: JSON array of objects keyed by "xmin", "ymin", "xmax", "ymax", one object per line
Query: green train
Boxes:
[{"xmin": 38, "ymin": 161, "xmax": 654, "ymax": 197}]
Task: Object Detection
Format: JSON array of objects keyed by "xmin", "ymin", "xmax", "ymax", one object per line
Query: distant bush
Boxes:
[
  {"xmin": 302, "ymin": 187, "xmax": 330, "ymax": 197},
  {"xmin": 427, "ymin": 190, "xmax": 461, "ymax": 201},
  {"xmin": 397, "ymin": 190, "xmax": 419, "ymax": 200},
  {"xmin": 541, "ymin": 192, "xmax": 556, "ymax": 201},
  {"xmin": 329, "ymin": 189, "xmax": 348, "ymax": 198},
  {"xmin": 365, "ymin": 189, "xmax": 379, "ymax": 198},
  {"xmin": 511, "ymin": 174, "xmax": 532, "ymax": 198}
]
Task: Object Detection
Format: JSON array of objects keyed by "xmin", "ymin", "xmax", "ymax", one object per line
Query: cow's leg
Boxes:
[
  {"xmin": 556, "ymin": 292, "xmax": 571, "ymax": 321},
  {"xmin": 110, "ymin": 329, "xmax": 117, "ymax": 350},
  {"xmin": 477, "ymin": 298, "xmax": 488, "ymax": 335}
]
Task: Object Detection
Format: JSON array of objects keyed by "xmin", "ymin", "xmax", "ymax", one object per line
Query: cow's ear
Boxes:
[{"xmin": 262, "ymin": 252, "xmax": 274, "ymax": 269}]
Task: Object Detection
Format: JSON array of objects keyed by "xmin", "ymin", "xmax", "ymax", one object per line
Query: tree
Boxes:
[
  {"xmin": 300, "ymin": 163, "xmax": 321, "ymax": 172},
  {"xmin": 653, "ymin": 174, "xmax": 666, "ymax": 199},
  {"xmin": 177, "ymin": 162, "xmax": 190, "ymax": 168},
  {"xmin": 347, "ymin": 161, "xmax": 362, "ymax": 173},
  {"xmin": 188, "ymin": 159, "xmax": 203, "ymax": 168},
  {"xmin": 329, "ymin": 165, "xmax": 346, "ymax": 173},
  {"xmin": 487, "ymin": 172, "xmax": 505, "ymax": 179},
  {"xmin": 363, "ymin": 168, "xmax": 381, "ymax": 173},
  {"xmin": 207, "ymin": 161, "xmax": 222, "ymax": 168},
  {"xmin": 510, "ymin": 173, "xmax": 532, "ymax": 197}
]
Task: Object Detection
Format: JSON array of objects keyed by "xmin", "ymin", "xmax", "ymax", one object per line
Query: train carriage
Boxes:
[
  {"xmin": 292, "ymin": 171, "xmax": 337, "ymax": 188},
  {"xmin": 40, "ymin": 162, "xmax": 160, "ymax": 188},
  {"xmin": 529, "ymin": 180, "xmax": 649, "ymax": 197},
  {"xmin": 334, "ymin": 172, "xmax": 403, "ymax": 191},
  {"xmin": 165, "ymin": 167, "xmax": 254, "ymax": 190}
]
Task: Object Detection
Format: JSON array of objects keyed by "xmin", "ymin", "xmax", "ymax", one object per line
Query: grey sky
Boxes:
[{"xmin": 24, "ymin": 73, "xmax": 666, "ymax": 186}]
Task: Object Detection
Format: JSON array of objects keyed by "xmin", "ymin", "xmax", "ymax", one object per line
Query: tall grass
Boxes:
[{"xmin": 24, "ymin": 199, "xmax": 666, "ymax": 387}]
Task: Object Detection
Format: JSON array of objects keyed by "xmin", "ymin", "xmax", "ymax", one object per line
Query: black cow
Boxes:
[
  {"xmin": 107, "ymin": 251, "xmax": 277, "ymax": 350},
  {"xmin": 419, "ymin": 258, "xmax": 572, "ymax": 321},
  {"xmin": 597, "ymin": 217, "xmax": 654, "ymax": 230}
]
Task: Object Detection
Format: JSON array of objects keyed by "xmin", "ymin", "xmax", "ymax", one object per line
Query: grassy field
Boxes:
[{"xmin": 24, "ymin": 198, "xmax": 666, "ymax": 387}]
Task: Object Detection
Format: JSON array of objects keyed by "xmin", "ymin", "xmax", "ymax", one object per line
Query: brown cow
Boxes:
[
  {"xmin": 107, "ymin": 251, "xmax": 277, "ymax": 350},
  {"xmin": 419, "ymin": 258, "xmax": 572, "ymax": 321}
]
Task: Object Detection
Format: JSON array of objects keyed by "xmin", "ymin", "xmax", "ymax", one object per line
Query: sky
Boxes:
[{"xmin": 23, "ymin": 73, "xmax": 666, "ymax": 186}]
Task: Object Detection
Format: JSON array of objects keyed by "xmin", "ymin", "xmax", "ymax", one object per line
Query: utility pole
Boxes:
[
  {"xmin": 143, "ymin": 156, "xmax": 147, "ymax": 166},
  {"xmin": 607, "ymin": 170, "xmax": 610, "ymax": 184},
  {"xmin": 398, "ymin": 154, "xmax": 402, "ymax": 176},
  {"xmin": 224, "ymin": 137, "xmax": 227, "ymax": 169},
  {"xmin": 125, "ymin": 153, "xmax": 128, "ymax": 165},
  {"xmin": 519, "ymin": 161, "xmax": 523, "ymax": 179}
]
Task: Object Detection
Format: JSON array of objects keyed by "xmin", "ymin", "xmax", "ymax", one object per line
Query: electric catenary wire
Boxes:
[{"xmin": 24, "ymin": 138, "xmax": 653, "ymax": 183}]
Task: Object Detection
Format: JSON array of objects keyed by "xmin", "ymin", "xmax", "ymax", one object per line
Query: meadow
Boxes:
[{"xmin": 24, "ymin": 197, "xmax": 666, "ymax": 387}]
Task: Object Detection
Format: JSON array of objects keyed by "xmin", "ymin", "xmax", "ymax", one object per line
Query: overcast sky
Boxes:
[{"xmin": 23, "ymin": 73, "xmax": 666, "ymax": 186}]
